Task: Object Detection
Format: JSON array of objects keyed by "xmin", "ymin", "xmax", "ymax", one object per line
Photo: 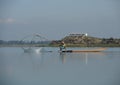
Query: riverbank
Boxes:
[
  {"xmin": 50, "ymin": 44, "xmax": 120, "ymax": 47},
  {"xmin": 1, "ymin": 44, "xmax": 120, "ymax": 47}
]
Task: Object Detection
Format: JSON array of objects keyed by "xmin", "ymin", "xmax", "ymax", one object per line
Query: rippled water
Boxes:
[{"xmin": 0, "ymin": 47, "xmax": 120, "ymax": 85}]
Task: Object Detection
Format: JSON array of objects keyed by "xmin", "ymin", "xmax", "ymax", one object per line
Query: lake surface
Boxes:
[{"xmin": 0, "ymin": 47, "xmax": 120, "ymax": 85}]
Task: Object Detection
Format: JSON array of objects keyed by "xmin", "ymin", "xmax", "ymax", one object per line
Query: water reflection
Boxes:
[
  {"xmin": 85, "ymin": 53, "xmax": 88, "ymax": 64},
  {"xmin": 59, "ymin": 52, "xmax": 108, "ymax": 64},
  {"xmin": 19, "ymin": 51, "xmax": 44, "ymax": 72},
  {"xmin": 1, "ymin": 47, "xmax": 120, "ymax": 85},
  {"xmin": 59, "ymin": 53, "xmax": 67, "ymax": 64},
  {"xmin": 19, "ymin": 47, "xmax": 116, "ymax": 72}
]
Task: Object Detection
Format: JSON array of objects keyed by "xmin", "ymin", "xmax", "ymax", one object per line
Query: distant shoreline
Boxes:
[
  {"xmin": 0, "ymin": 44, "xmax": 120, "ymax": 47},
  {"xmin": 0, "ymin": 33, "xmax": 120, "ymax": 47}
]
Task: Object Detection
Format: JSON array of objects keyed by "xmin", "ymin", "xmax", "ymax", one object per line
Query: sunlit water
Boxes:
[{"xmin": 0, "ymin": 47, "xmax": 120, "ymax": 85}]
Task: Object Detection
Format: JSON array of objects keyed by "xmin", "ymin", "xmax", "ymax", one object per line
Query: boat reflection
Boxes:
[
  {"xmin": 59, "ymin": 52, "xmax": 67, "ymax": 64},
  {"xmin": 19, "ymin": 49, "xmax": 111, "ymax": 72},
  {"xmin": 59, "ymin": 52, "xmax": 107, "ymax": 64}
]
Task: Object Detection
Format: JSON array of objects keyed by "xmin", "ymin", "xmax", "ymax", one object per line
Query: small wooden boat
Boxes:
[{"xmin": 61, "ymin": 48, "xmax": 106, "ymax": 53}]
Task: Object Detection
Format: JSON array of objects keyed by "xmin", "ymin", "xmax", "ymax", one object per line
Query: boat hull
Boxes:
[{"xmin": 62, "ymin": 48, "xmax": 106, "ymax": 53}]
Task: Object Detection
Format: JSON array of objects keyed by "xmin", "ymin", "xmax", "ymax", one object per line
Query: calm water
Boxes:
[{"xmin": 0, "ymin": 47, "xmax": 120, "ymax": 85}]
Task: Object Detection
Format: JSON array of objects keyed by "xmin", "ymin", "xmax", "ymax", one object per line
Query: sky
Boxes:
[{"xmin": 0, "ymin": 0, "xmax": 120, "ymax": 40}]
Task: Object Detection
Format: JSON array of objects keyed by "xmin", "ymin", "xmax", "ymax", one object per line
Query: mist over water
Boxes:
[{"xmin": 0, "ymin": 47, "xmax": 120, "ymax": 85}]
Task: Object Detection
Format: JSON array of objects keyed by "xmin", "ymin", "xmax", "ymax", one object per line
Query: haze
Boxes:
[{"xmin": 0, "ymin": 0, "xmax": 120, "ymax": 40}]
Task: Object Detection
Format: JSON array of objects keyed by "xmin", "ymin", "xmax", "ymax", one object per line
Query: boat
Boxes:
[{"xmin": 61, "ymin": 48, "xmax": 107, "ymax": 53}]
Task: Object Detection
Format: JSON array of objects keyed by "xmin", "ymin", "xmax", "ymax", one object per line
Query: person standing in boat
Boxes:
[{"xmin": 59, "ymin": 41, "xmax": 66, "ymax": 51}]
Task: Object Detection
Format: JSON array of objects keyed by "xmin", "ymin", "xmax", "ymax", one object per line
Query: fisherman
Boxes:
[{"xmin": 59, "ymin": 41, "xmax": 66, "ymax": 51}]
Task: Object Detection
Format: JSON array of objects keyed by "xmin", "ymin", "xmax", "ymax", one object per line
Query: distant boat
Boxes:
[{"xmin": 61, "ymin": 48, "xmax": 107, "ymax": 53}]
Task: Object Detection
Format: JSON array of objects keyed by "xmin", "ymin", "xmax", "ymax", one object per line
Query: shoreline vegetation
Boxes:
[{"xmin": 0, "ymin": 34, "xmax": 120, "ymax": 47}]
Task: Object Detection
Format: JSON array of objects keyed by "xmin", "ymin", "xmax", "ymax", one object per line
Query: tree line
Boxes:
[{"xmin": 0, "ymin": 40, "xmax": 51, "ymax": 45}]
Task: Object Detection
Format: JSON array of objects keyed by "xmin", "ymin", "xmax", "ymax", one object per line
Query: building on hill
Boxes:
[
  {"xmin": 69, "ymin": 34, "xmax": 85, "ymax": 37},
  {"xmin": 69, "ymin": 33, "xmax": 88, "ymax": 37}
]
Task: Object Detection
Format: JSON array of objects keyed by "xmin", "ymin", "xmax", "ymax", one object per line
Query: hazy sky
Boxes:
[{"xmin": 0, "ymin": 0, "xmax": 120, "ymax": 40}]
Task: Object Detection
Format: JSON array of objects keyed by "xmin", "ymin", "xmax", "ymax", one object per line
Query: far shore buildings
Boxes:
[{"xmin": 69, "ymin": 33, "xmax": 87, "ymax": 37}]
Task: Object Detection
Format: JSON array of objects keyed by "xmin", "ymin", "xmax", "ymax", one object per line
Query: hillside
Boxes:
[{"xmin": 50, "ymin": 34, "xmax": 120, "ymax": 47}]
